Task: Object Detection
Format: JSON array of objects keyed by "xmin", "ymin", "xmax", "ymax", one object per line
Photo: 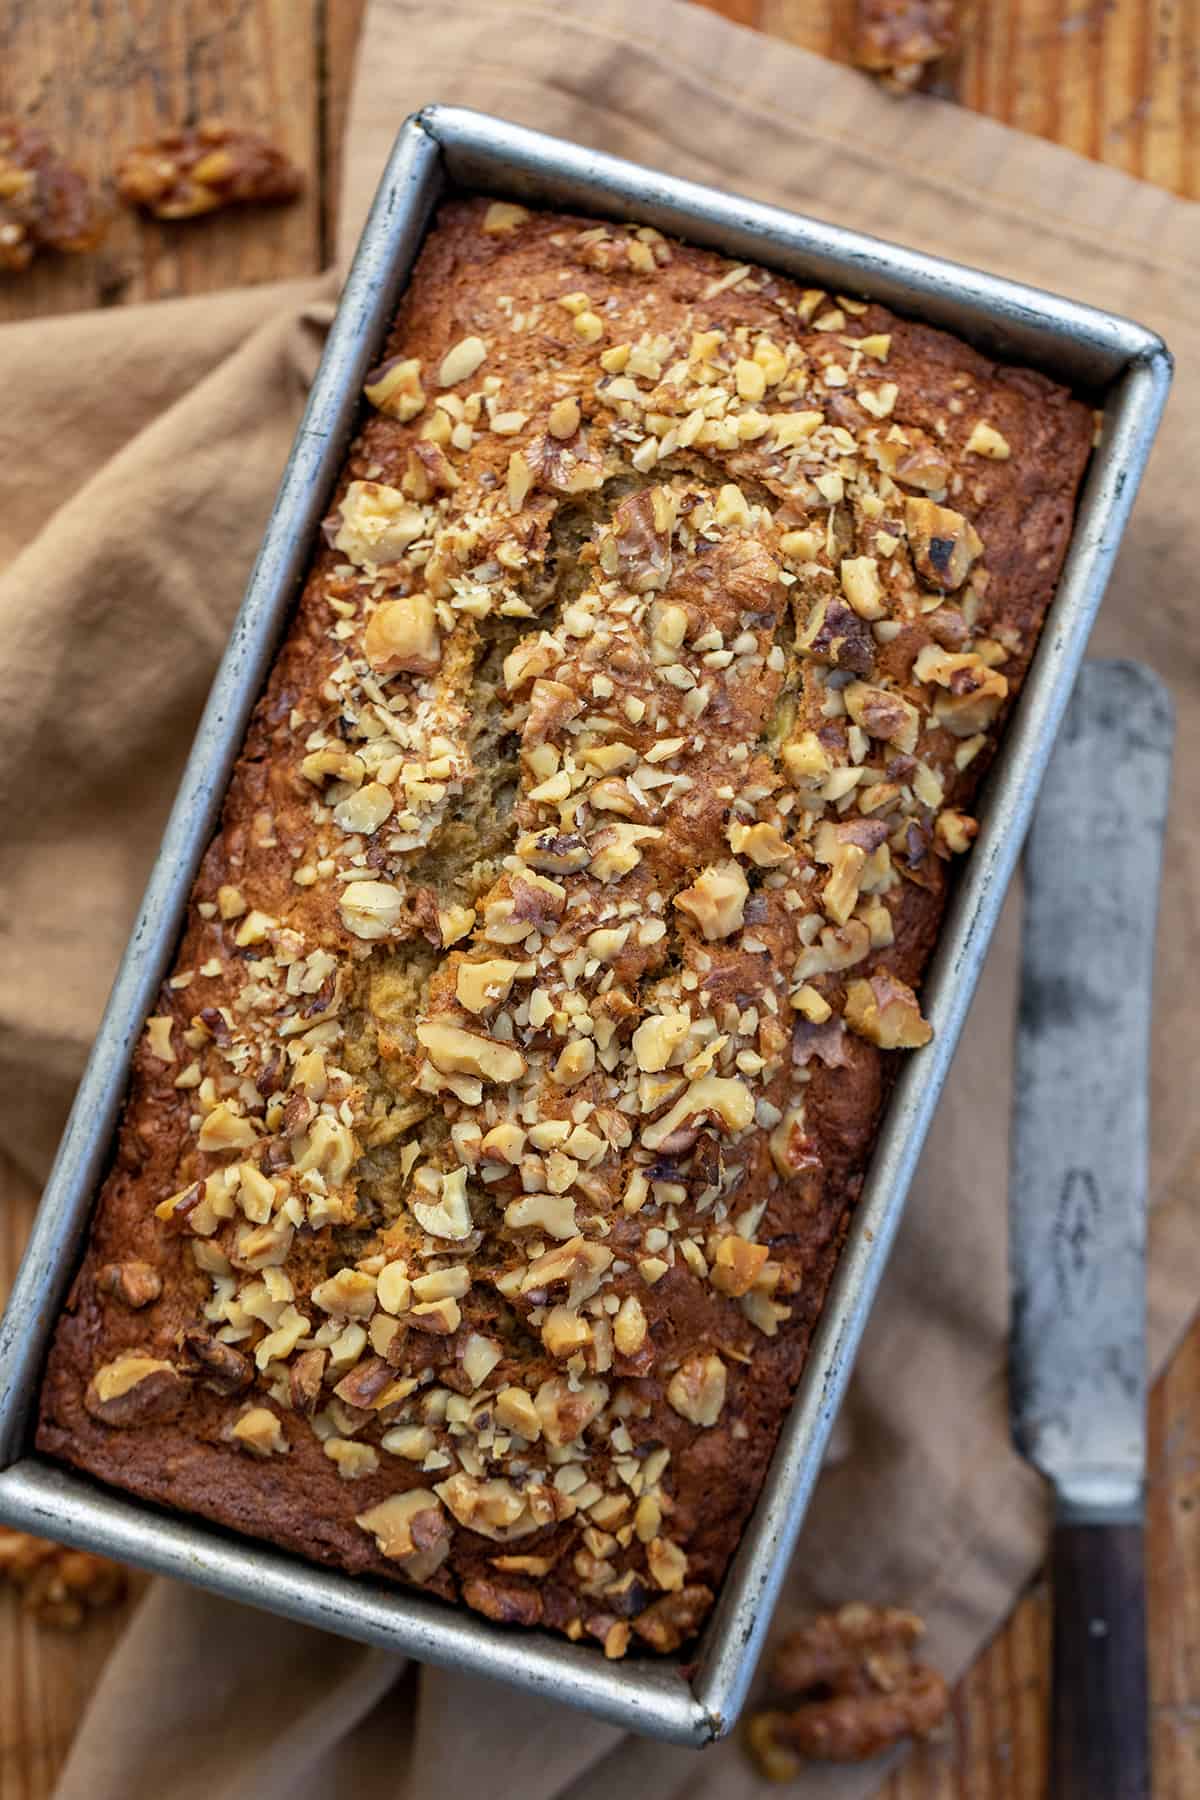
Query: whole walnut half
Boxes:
[
  {"xmin": 0, "ymin": 120, "xmax": 108, "ymax": 272},
  {"xmin": 0, "ymin": 1527, "xmax": 126, "ymax": 1629},
  {"xmin": 852, "ymin": 0, "xmax": 959, "ymax": 90},
  {"xmin": 115, "ymin": 123, "xmax": 302, "ymax": 220},
  {"xmin": 746, "ymin": 1604, "xmax": 950, "ymax": 1778}
]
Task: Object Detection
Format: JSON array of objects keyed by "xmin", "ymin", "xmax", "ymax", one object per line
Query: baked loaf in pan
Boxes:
[{"xmin": 38, "ymin": 198, "xmax": 1093, "ymax": 1657}]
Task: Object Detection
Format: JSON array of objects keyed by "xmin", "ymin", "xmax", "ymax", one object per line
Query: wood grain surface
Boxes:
[{"xmin": 1, "ymin": 2, "xmax": 1198, "ymax": 1795}]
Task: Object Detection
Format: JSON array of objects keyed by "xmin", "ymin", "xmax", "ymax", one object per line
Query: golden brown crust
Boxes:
[{"xmin": 37, "ymin": 197, "xmax": 1092, "ymax": 1655}]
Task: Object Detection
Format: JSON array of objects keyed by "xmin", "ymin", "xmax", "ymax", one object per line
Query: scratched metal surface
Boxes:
[{"xmin": 1010, "ymin": 659, "xmax": 1174, "ymax": 1525}]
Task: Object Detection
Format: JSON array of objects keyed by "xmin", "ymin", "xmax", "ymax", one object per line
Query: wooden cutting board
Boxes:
[{"xmin": 1, "ymin": 3, "xmax": 1198, "ymax": 1793}]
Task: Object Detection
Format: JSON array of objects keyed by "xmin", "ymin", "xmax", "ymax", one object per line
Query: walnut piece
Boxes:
[
  {"xmin": 0, "ymin": 1527, "xmax": 126, "ymax": 1629},
  {"xmin": 180, "ymin": 1328, "xmax": 252, "ymax": 1394},
  {"xmin": 364, "ymin": 355, "xmax": 425, "ymax": 422},
  {"xmin": 96, "ymin": 1260, "xmax": 162, "ymax": 1309},
  {"xmin": 364, "ymin": 594, "xmax": 441, "ymax": 676},
  {"xmin": 328, "ymin": 481, "xmax": 425, "ymax": 571},
  {"xmin": 851, "ymin": 0, "xmax": 958, "ymax": 91},
  {"xmin": 840, "ymin": 556, "xmax": 886, "ymax": 621},
  {"xmin": 355, "ymin": 1489, "xmax": 451, "ymax": 1580},
  {"xmin": 115, "ymin": 123, "xmax": 302, "ymax": 219},
  {"xmin": 795, "ymin": 596, "xmax": 875, "ymax": 676},
  {"xmin": 84, "ymin": 1353, "xmax": 185, "ymax": 1427},
  {"xmin": 455, "ymin": 957, "xmax": 522, "ymax": 1016},
  {"xmin": 844, "ymin": 972, "xmax": 932, "ymax": 1049},
  {"xmin": 711, "ymin": 1235, "xmax": 769, "ymax": 1297},
  {"xmin": 232, "ymin": 1406, "xmax": 288, "ymax": 1456},
  {"xmin": 844, "ymin": 680, "xmax": 919, "ymax": 753},
  {"xmin": 534, "ymin": 1375, "xmax": 609, "ymax": 1447},
  {"xmin": 340, "ymin": 879, "xmax": 405, "ymax": 941},
  {"xmin": 417, "ymin": 1021, "xmax": 526, "ymax": 1084},
  {"xmin": 0, "ymin": 120, "xmax": 107, "ymax": 272},
  {"xmin": 746, "ymin": 1603, "xmax": 950, "ymax": 1772},
  {"xmin": 631, "ymin": 1584, "xmax": 714, "ymax": 1652},
  {"xmin": 673, "ymin": 861, "xmax": 749, "ymax": 940},
  {"xmin": 904, "ymin": 496, "xmax": 981, "ymax": 591},
  {"xmin": 438, "ymin": 335, "xmax": 487, "ymax": 388}
]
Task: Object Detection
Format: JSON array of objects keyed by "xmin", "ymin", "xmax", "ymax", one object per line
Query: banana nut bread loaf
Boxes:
[{"xmin": 38, "ymin": 197, "xmax": 1093, "ymax": 1658}]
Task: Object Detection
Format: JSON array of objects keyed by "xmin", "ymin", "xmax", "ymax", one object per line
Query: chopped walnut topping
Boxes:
[
  {"xmin": 312, "ymin": 1269, "xmax": 376, "ymax": 1318},
  {"xmin": 197, "ymin": 1102, "xmax": 258, "ymax": 1153},
  {"xmin": 646, "ymin": 1536, "xmax": 689, "ymax": 1592},
  {"xmin": 0, "ymin": 1528, "xmax": 126, "ymax": 1629},
  {"xmin": 613, "ymin": 1293, "xmax": 649, "ymax": 1355},
  {"xmin": 438, "ymin": 335, "xmax": 488, "ymax": 387},
  {"xmin": 84, "ymin": 1354, "xmax": 184, "ymax": 1427},
  {"xmin": 232, "ymin": 1406, "xmax": 288, "ymax": 1456},
  {"xmin": 328, "ymin": 481, "xmax": 425, "ymax": 570},
  {"xmin": 935, "ymin": 808, "xmax": 977, "ymax": 854},
  {"xmin": 852, "ymin": 0, "xmax": 958, "ymax": 90},
  {"xmin": 729, "ymin": 820, "xmax": 792, "ymax": 867},
  {"xmin": 364, "ymin": 356, "xmax": 425, "ymax": 422},
  {"xmin": 364, "ymin": 594, "xmax": 441, "ymax": 675},
  {"xmin": 747, "ymin": 1603, "xmax": 950, "ymax": 1771},
  {"xmin": 632, "ymin": 1010, "xmax": 690, "ymax": 1073},
  {"xmin": 632, "ymin": 1585, "xmax": 714, "ymax": 1653},
  {"xmin": 495, "ymin": 1387, "xmax": 542, "ymax": 1438},
  {"xmin": 844, "ymin": 680, "xmax": 919, "ymax": 754},
  {"xmin": 356, "ymin": 1490, "xmax": 451, "ymax": 1580},
  {"xmin": 642, "ymin": 1073, "xmax": 754, "ymax": 1151},
  {"xmin": 840, "ymin": 556, "xmax": 886, "ymax": 621},
  {"xmin": 711, "ymin": 1235, "xmax": 770, "ymax": 1297},
  {"xmin": 904, "ymin": 497, "xmax": 982, "ymax": 591},
  {"xmin": 535, "ymin": 1376, "xmax": 609, "ymax": 1447},
  {"xmin": 965, "ymin": 420, "xmax": 1011, "ymax": 459},
  {"xmin": 181, "ymin": 1330, "xmax": 252, "ymax": 1394},
  {"xmin": 101, "ymin": 196, "xmax": 1055, "ymax": 1658},
  {"xmin": 505, "ymin": 1190, "xmax": 578, "ymax": 1239},
  {"xmin": 417, "ymin": 1021, "xmax": 525, "ymax": 1084},
  {"xmin": 340, "ymin": 880, "xmax": 405, "ymax": 940},
  {"xmin": 410, "ymin": 1166, "xmax": 474, "ymax": 1240},
  {"xmin": 844, "ymin": 973, "xmax": 932, "ymax": 1049},
  {"xmin": 548, "ymin": 395, "xmax": 582, "ymax": 439},
  {"xmin": 96, "ymin": 1261, "xmax": 162, "ymax": 1309},
  {"xmin": 482, "ymin": 201, "xmax": 529, "ymax": 234},
  {"xmin": 796, "ymin": 597, "xmax": 875, "ymax": 676},
  {"xmin": 455, "ymin": 957, "xmax": 522, "ymax": 1015},
  {"xmin": 674, "ymin": 862, "xmax": 749, "ymax": 940},
  {"xmin": 666, "ymin": 1353, "xmax": 728, "ymax": 1427},
  {"xmin": 0, "ymin": 121, "xmax": 107, "ymax": 270},
  {"xmin": 325, "ymin": 1438, "xmax": 380, "ymax": 1480}
]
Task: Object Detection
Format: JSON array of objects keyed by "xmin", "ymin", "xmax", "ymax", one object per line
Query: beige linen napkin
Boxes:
[{"xmin": 1, "ymin": 1, "xmax": 1197, "ymax": 1793}]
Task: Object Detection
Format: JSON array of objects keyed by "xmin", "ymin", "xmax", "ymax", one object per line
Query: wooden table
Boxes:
[{"xmin": 1, "ymin": 3, "xmax": 1197, "ymax": 1793}]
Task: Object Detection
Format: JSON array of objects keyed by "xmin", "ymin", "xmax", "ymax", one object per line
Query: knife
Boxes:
[{"xmin": 1009, "ymin": 658, "xmax": 1173, "ymax": 1800}]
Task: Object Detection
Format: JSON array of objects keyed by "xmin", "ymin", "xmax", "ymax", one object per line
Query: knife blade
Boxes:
[{"xmin": 1010, "ymin": 658, "xmax": 1173, "ymax": 1800}]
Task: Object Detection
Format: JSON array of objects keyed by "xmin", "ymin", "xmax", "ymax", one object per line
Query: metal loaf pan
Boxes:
[{"xmin": 0, "ymin": 105, "xmax": 1171, "ymax": 1746}]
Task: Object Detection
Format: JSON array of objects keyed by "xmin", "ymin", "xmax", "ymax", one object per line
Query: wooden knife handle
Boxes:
[{"xmin": 1051, "ymin": 1521, "xmax": 1150, "ymax": 1800}]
